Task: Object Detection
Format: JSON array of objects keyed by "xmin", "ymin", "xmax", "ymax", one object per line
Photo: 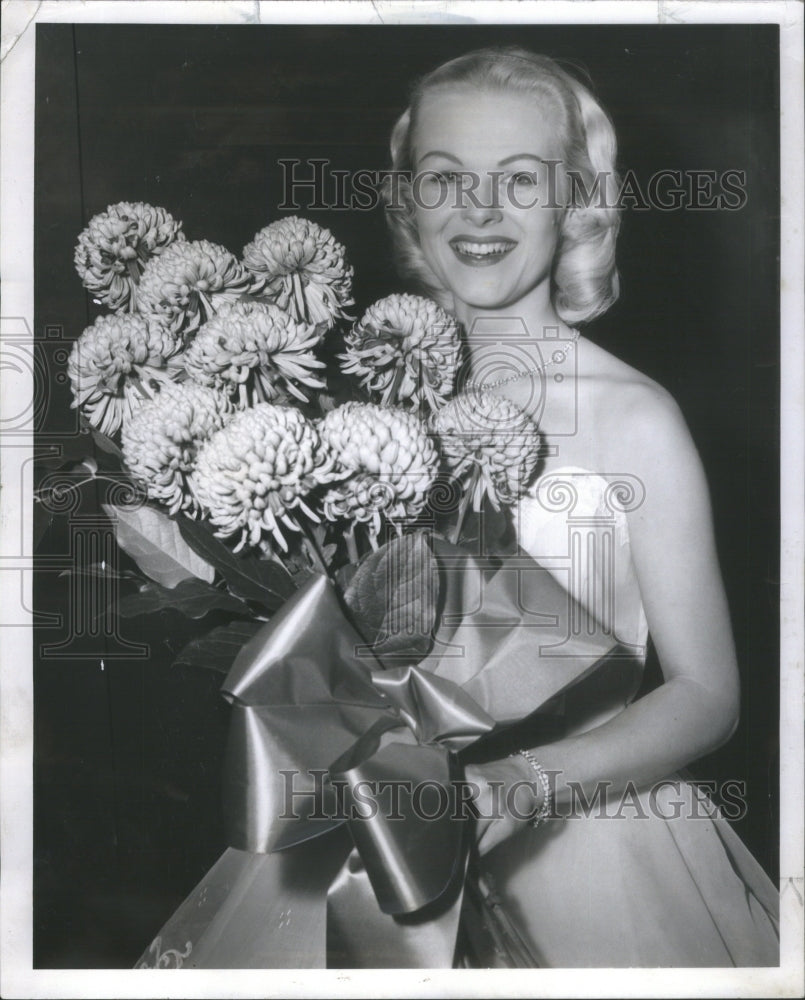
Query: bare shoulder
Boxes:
[{"xmin": 578, "ymin": 340, "xmax": 699, "ymax": 476}]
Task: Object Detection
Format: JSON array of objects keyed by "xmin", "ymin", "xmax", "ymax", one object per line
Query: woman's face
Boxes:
[{"xmin": 411, "ymin": 86, "xmax": 565, "ymax": 315}]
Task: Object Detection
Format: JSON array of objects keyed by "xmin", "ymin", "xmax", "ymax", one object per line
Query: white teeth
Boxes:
[{"xmin": 454, "ymin": 241, "xmax": 513, "ymax": 256}]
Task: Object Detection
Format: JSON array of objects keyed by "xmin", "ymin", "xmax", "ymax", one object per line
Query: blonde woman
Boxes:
[
  {"xmin": 384, "ymin": 46, "xmax": 778, "ymax": 967},
  {"xmin": 137, "ymin": 46, "xmax": 778, "ymax": 971}
]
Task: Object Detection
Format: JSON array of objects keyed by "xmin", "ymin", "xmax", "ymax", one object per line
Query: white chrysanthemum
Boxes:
[
  {"xmin": 183, "ymin": 300, "xmax": 326, "ymax": 405},
  {"xmin": 67, "ymin": 313, "xmax": 182, "ymax": 436},
  {"xmin": 318, "ymin": 402, "xmax": 437, "ymax": 537},
  {"xmin": 191, "ymin": 404, "xmax": 337, "ymax": 552},
  {"xmin": 136, "ymin": 239, "xmax": 263, "ymax": 338},
  {"xmin": 431, "ymin": 390, "xmax": 541, "ymax": 509},
  {"xmin": 121, "ymin": 382, "xmax": 236, "ymax": 515},
  {"xmin": 341, "ymin": 294, "xmax": 462, "ymax": 413},
  {"xmin": 242, "ymin": 216, "xmax": 354, "ymax": 328},
  {"xmin": 74, "ymin": 202, "xmax": 185, "ymax": 311}
]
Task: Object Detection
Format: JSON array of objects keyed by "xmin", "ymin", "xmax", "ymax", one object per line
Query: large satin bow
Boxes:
[{"xmin": 220, "ymin": 545, "xmax": 622, "ymax": 966}]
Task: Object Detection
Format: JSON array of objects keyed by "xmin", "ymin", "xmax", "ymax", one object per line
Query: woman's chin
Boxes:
[
  {"xmin": 444, "ymin": 274, "xmax": 544, "ymax": 315},
  {"xmin": 454, "ymin": 290, "xmax": 521, "ymax": 314}
]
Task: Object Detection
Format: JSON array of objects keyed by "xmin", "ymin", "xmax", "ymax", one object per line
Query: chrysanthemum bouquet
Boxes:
[
  {"xmin": 48, "ymin": 201, "xmax": 543, "ymax": 666},
  {"xmin": 49, "ymin": 204, "xmax": 622, "ymax": 968}
]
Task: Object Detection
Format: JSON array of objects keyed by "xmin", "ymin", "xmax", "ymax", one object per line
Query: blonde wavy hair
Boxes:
[{"xmin": 383, "ymin": 47, "xmax": 621, "ymax": 326}]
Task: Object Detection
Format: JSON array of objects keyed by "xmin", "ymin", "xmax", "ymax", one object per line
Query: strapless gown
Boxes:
[
  {"xmin": 479, "ymin": 467, "xmax": 779, "ymax": 967},
  {"xmin": 136, "ymin": 467, "xmax": 779, "ymax": 969}
]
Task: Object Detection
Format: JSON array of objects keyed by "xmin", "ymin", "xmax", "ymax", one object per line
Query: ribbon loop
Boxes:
[{"xmin": 331, "ymin": 730, "xmax": 466, "ymax": 915}]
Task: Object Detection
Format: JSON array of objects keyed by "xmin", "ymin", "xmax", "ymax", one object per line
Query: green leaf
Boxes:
[
  {"xmin": 343, "ymin": 531, "xmax": 439, "ymax": 666},
  {"xmin": 77, "ymin": 410, "xmax": 125, "ymax": 462},
  {"xmin": 91, "ymin": 428, "xmax": 123, "ymax": 459},
  {"xmin": 35, "ymin": 429, "xmax": 97, "ymax": 472},
  {"xmin": 59, "ymin": 562, "xmax": 143, "ymax": 581},
  {"xmin": 174, "ymin": 620, "xmax": 264, "ymax": 673},
  {"xmin": 177, "ymin": 516, "xmax": 296, "ymax": 612},
  {"xmin": 335, "ymin": 562, "xmax": 359, "ymax": 591},
  {"xmin": 101, "ymin": 503, "xmax": 216, "ymax": 589},
  {"xmin": 117, "ymin": 577, "xmax": 249, "ymax": 619},
  {"xmin": 36, "ymin": 451, "xmax": 95, "ymax": 475}
]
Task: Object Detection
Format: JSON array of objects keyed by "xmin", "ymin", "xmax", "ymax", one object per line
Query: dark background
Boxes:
[{"xmin": 33, "ymin": 23, "xmax": 780, "ymax": 967}]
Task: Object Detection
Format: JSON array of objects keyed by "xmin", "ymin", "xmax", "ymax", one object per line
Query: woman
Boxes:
[
  {"xmin": 138, "ymin": 47, "xmax": 778, "ymax": 970},
  {"xmin": 385, "ymin": 46, "xmax": 778, "ymax": 967}
]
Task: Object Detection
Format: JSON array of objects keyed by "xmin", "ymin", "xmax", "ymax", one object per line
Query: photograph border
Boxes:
[{"xmin": 1, "ymin": 2, "xmax": 803, "ymax": 997}]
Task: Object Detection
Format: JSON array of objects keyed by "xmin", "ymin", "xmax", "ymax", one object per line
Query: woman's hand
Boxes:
[{"xmin": 464, "ymin": 755, "xmax": 542, "ymax": 856}]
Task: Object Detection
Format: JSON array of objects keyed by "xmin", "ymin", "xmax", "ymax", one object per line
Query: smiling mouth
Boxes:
[{"xmin": 449, "ymin": 238, "xmax": 517, "ymax": 265}]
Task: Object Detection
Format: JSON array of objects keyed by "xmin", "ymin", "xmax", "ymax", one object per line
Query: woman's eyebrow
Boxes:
[
  {"xmin": 497, "ymin": 153, "xmax": 546, "ymax": 166},
  {"xmin": 417, "ymin": 151, "xmax": 547, "ymax": 166},
  {"xmin": 418, "ymin": 150, "xmax": 463, "ymax": 164}
]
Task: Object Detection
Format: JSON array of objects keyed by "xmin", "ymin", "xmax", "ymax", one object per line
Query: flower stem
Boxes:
[
  {"xmin": 300, "ymin": 520, "xmax": 333, "ymax": 583},
  {"xmin": 450, "ymin": 464, "xmax": 480, "ymax": 545},
  {"xmin": 345, "ymin": 522, "xmax": 359, "ymax": 564}
]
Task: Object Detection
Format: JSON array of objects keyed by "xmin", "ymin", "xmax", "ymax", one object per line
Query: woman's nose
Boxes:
[{"xmin": 460, "ymin": 172, "xmax": 504, "ymax": 226}]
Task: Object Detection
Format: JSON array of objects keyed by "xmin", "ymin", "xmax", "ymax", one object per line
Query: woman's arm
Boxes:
[{"xmin": 469, "ymin": 381, "xmax": 741, "ymax": 852}]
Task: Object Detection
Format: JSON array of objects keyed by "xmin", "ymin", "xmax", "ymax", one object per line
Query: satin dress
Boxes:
[
  {"xmin": 137, "ymin": 467, "xmax": 779, "ymax": 969},
  {"xmin": 479, "ymin": 466, "xmax": 779, "ymax": 967}
]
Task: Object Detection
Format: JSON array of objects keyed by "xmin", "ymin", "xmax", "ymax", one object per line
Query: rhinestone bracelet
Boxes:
[{"xmin": 513, "ymin": 749, "xmax": 553, "ymax": 828}]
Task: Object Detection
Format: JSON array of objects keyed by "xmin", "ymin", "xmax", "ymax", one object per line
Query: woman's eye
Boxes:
[
  {"xmin": 510, "ymin": 171, "xmax": 539, "ymax": 186},
  {"xmin": 418, "ymin": 169, "xmax": 464, "ymax": 187}
]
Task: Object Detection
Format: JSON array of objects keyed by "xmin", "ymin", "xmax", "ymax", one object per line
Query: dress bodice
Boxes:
[
  {"xmin": 517, "ymin": 465, "xmax": 649, "ymax": 654},
  {"xmin": 516, "ymin": 466, "xmax": 650, "ymax": 734}
]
